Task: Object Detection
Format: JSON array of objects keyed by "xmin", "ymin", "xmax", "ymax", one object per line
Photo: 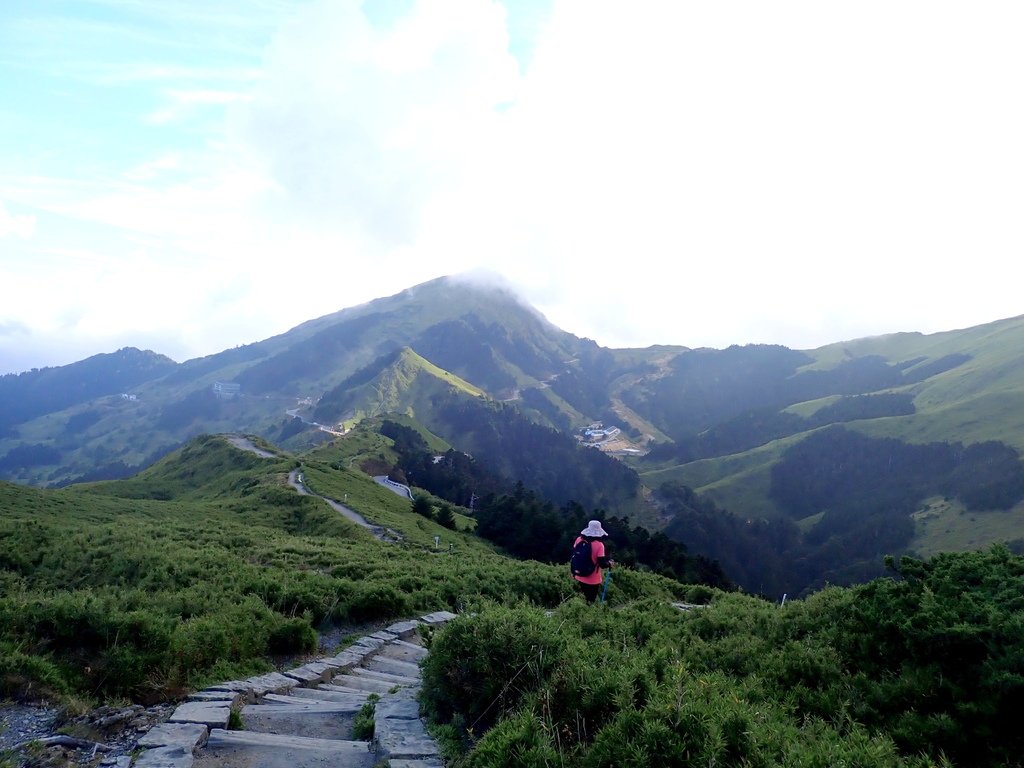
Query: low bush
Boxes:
[
  {"xmin": 352, "ymin": 699, "xmax": 376, "ymax": 740},
  {"xmin": 424, "ymin": 566, "xmax": 1018, "ymax": 768},
  {"xmin": 0, "ymin": 465, "xmax": 687, "ymax": 703}
]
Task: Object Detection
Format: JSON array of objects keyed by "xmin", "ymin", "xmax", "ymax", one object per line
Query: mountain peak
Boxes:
[{"xmin": 390, "ymin": 273, "xmax": 549, "ymax": 321}]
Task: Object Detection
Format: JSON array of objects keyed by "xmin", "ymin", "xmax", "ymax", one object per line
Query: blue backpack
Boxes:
[{"xmin": 570, "ymin": 538, "xmax": 596, "ymax": 577}]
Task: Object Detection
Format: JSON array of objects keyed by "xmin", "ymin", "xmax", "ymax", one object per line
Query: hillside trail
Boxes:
[
  {"xmin": 2, "ymin": 439, "xmax": 707, "ymax": 768},
  {"xmin": 129, "ymin": 612, "xmax": 456, "ymax": 768},
  {"xmin": 220, "ymin": 435, "xmax": 400, "ymax": 543},
  {"xmin": 372, "ymin": 475, "xmax": 414, "ymax": 499},
  {"xmin": 286, "ymin": 469, "xmax": 401, "ymax": 543},
  {"xmin": 224, "ymin": 435, "xmax": 277, "ymax": 459}
]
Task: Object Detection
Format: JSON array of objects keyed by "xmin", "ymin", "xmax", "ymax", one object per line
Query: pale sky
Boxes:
[{"xmin": 2, "ymin": 0, "xmax": 1023, "ymax": 375}]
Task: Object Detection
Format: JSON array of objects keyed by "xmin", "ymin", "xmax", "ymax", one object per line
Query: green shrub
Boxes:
[
  {"xmin": 348, "ymin": 584, "xmax": 411, "ymax": 622},
  {"xmin": 421, "ymin": 602, "xmax": 567, "ymax": 730},
  {"xmin": 171, "ymin": 616, "xmax": 231, "ymax": 672},
  {"xmin": 0, "ymin": 642, "xmax": 70, "ymax": 699},
  {"xmin": 352, "ymin": 700, "xmax": 376, "ymax": 740},
  {"xmin": 683, "ymin": 583, "xmax": 716, "ymax": 604},
  {"xmin": 422, "ymin": 599, "xmax": 971, "ymax": 767},
  {"xmin": 267, "ymin": 617, "xmax": 317, "ymax": 655}
]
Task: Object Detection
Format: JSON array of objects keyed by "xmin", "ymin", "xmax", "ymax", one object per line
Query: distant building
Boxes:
[
  {"xmin": 213, "ymin": 381, "xmax": 241, "ymax": 399},
  {"xmin": 583, "ymin": 425, "xmax": 622, "ymax": 442}
]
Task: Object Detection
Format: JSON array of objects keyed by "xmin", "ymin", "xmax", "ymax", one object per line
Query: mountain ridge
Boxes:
[
  {"xmin": 3, "ymin": 275, "xmax": 1024, "ymax": 596},
  {"xmin": 313, "ymin": 345, "xmax": 485, "ymax": 430}
]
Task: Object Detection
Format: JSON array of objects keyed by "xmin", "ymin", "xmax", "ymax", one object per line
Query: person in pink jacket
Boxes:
[{"xmin": 570, "ymin": 520, "xmax": 614, "ymax": 603}]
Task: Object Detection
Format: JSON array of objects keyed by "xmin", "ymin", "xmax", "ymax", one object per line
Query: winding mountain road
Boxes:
[
  {"xmin": 372, "ymin": 476, "xmax": 414, "ymax": 500},
  {"xmin": 225, "ymin": 435, "xmax": 278, "ymax": 458},
  {"xmin": 288, "ymin": 469, "xmax": 401, "ymax": 543},
  {"xmin": 223, "ymin": 435, "xmax": 400, "ymax": 543}
]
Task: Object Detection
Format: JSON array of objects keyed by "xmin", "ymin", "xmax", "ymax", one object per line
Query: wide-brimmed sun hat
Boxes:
[{"xmin": 580, "ymin": 520, "xmax": 607, "ymax": 538}]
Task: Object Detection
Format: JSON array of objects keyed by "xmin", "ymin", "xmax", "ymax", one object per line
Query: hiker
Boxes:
[{"xmin": 570, "ymin": 520, "xmax": 614, "ymax": 603}]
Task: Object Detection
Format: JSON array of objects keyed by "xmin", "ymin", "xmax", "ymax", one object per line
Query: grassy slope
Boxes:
[
  {"xmin": 813, "ymin": 315, "xmax": 1024, "ymax": 451},
  {"xmin": 641, "ymin": 317, "xmax": 1024, "ymax": 551},
  {"xmin": 640, "ymin": 434, "xmax": 804, "ymax": 517},
  {"xmin": 607, "ymin": 347, "xmax": 682, "ymax": 443},
  {"xmin": 0, "ymin": 433, "xmax": 689, "ymax": 704},
  {"xmin": 332, "ymin": 347, "xmax": 485, "ymax": 430},
  {"xmin": 522, "ymin": 384, "xmax": 588, "ymax": 428},
  {"xmin": 810, "ymin": 317, "xmax": 1024, "ymax": 555},
  {"xmin": 1, "ymin": 277, "xmax": 585, "ymax": 487}
]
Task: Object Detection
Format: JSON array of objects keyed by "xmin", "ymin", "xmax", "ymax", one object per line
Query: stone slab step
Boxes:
[
  {"xmin": 318, "ymin": 683, "xmax": 377, "ymax": 696},
  {"xmin": 169, "ymin": 701, "xmax": 231, "ymax": 729},
  {"xmin": 239, "ymin": 706, "xmax": 359, "ymax": 741},
  {"xmin": 283, "ymin": 688, "xmax": 369, "ymax": 706},
  {"xmin": 374, "ymin": 718, "xmax": 440, "ymax": 761},
  {"xmin": 393, "ymin": 639, "xmax": 427, "ymax": 651},
  {"xmin": 283, "ymin": 663, "xmax": 333, "ymax": 686},
  {"xmin": 135, "ymin": 745, "xmax": 195, "ymax": 768},
  {"xmin": 327, "ymin": 650, "xmax": 364, "ymax": 667},
  {"xmin": 207, "ymin": 730, "xmax": 370, "ymax": 751},
  {"xmin": 384, "ymin": 620, "xmax": 423, "ymax": 639},
  {"xmin": 364, "ymin": 657, "xmax": 421, "ymax": 678},
  {"xmin": 188, "ymin": 691, "xmax": 243, "ymax": 706},
  {"xmin": 247, "ymin": 673, "xmax": 302, "ymax": 698},
  {"xmin": 672, "ymin": 602, "xmax": 709, "ymax": 611},
  {"xmin": 202, "ymin": 729, "xmax": 375, "ymax": 768},
  {"xmin": 419, "ymin": 611, "xmax": 457, "ymax": 625},
  {"xmin": 346, "ymin": 637, "xmax": 387, "ymax": 655},
  {"xmin": 317, "ymin": 654, "xmax": 360, "ymax": 671},
  {"xmin": 324, "ymin": 675, "xmax": 396, "ymax": 694},
  {"xmin": 376, "ymin": 699, "xmax": 420, "ymax": 720},
  {"xmin": 207, "ymin": 673, "xmax": 297, "ymax": 702},
  {"xmin": 389, "ymin": 760, "xmax": 444, "ymax": 768},
  {"xmin": 137, "ymin": 722, "xmax": 209, "ymax": 751},
  {"xmin": 378, "ymin": 642, "xmax": 428, "ymax": 664},
  {"xmin": 252, "ymin": 697, "xmax": 365, "ymax": 713},
  {"xmin": 350, "ymin": 667, "xmax": 420, "ymax": 687}
]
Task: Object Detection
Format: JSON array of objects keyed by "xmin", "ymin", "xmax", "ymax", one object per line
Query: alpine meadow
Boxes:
[{"xmin": 3, "ymin": 276, "xmax": 1024, "ymax": 767}]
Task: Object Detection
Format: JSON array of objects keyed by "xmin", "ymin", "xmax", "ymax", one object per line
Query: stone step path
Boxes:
[{"xmin": 131, "ymin": 612, "xmax": 457, "ymax": 768}]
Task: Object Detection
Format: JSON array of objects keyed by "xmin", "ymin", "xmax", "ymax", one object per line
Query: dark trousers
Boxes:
[{"xmin": 578, "ymin": 580, "xmax": 601, "ymax": 603}]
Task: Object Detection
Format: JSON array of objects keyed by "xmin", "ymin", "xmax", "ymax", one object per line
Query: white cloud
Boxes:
[
  {"xmin": 0, "ymin": 202, "xmax": 36, "ymax": 239},
  {"xmin": 237, "ymin": 0, "xmax": 519, "ymax": 246},
  {"xmin": 144, "ymin": 89, "xmax": 252, "ymax": 125},
  {"xmin": 422, "ymin": 0, "xmax": 1024, "ymax": 348},
  {"xmin": 3, "ymin": 0, "xmax": 1023, "ymax": 374}
]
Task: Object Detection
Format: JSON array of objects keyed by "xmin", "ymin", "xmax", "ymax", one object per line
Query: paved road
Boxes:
[
  {"xmin": 289, "ymin": 470, "xmax": 401, "ymax": 543},
  {"xmin": 372, "ymin": 476, "xmax": 414, "ymax": 500},
  {"xmin": 225, "ymin": 435, "xmax": 278, "ymax": 458},
  {"xmin": 224, "ymin": 436, "xmax": 399, "ymax": 542}
]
